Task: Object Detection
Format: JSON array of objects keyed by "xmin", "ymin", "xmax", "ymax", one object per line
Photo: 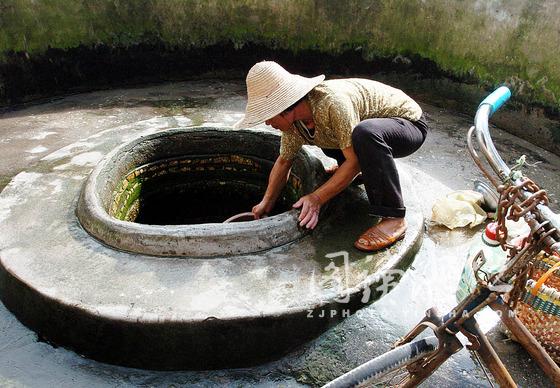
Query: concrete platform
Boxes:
[{"xmin": 0, "ymin": 122, "xmax": 423, "ymax": 370}]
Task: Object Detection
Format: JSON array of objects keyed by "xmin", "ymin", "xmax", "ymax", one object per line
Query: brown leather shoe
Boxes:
[{"xmin": 354, "ymin": 218, "xmax": 407, "ymax": 252}]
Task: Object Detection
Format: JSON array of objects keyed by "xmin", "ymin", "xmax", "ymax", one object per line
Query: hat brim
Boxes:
[{"xmin": 233, "ymin": 74, "xmax": 325, "ymax": 129}]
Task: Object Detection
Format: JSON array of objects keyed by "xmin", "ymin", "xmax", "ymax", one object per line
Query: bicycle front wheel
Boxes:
[{"xmin": 322, "ymin": 336, "xmax": 439, "ymax": 388}]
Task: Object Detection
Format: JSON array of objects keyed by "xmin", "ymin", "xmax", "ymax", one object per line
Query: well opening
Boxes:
[
  {"xmin": 77, "ymin": 127, "xmax": 327, "ymax": 257},
  {"xmin": 112, "ymin": 155, "xmax": 301, "ymax": 225}
]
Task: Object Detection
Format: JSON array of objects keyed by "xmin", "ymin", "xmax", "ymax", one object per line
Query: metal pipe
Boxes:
[
  {"xmin": 467, "ymin": 125, "xmax": 500, "ymax": 188},
  {"xmin": 474, "ymin": 104, "xmax": 511, "ymax": 180}
]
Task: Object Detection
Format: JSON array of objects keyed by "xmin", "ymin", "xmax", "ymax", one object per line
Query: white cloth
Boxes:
[{"xmin": 431, "ymin": 190, "xmax": 487, "ymax": 229}]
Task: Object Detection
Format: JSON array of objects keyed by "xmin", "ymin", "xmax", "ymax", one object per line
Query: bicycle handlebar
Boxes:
[
  {"xmin": 470, "ymin": 86, "xmax": 560, "ymax": 260},
  {"xmin": 473, "ymin": 87, "xmax": 512, "ymax": 181},
  {"xmin": 479, "ymin": 86, "xmax": 511, "ymax": 117}
]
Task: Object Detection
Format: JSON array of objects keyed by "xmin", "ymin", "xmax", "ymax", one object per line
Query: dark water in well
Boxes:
[{"xmin": 135, "ymin": 179, "xmax": 292, "ymax": 224}]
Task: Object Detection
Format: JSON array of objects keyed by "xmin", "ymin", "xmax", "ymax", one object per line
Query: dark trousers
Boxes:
[{"xmin": 322, "ymin": 116, "xmax": 428, "ymax": 218}]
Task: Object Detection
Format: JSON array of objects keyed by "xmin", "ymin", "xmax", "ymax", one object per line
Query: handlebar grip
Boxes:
[{"xmin": 479, "ymin": 86, "xmax": 511, "ymax": 116}]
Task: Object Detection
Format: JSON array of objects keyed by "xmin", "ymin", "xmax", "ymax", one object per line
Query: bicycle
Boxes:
[{"xmin": 323, "ymin": 87, "xmax": 560, "ymax": 387}]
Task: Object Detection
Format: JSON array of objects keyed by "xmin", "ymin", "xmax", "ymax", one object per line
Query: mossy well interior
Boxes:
[{"xmin": 111, "ymin": 154, "xmax": 302, "ymax": 225}]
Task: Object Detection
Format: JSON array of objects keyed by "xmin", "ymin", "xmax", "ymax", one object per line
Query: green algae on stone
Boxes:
[
  {"xmin": 0, "ymin": 175, "xmax": 12, "ymax": 193},
  {"xmin": 152, "ymin": 97, "xmax": 214, "ymax": 116},
  {"xmin": 292, "ymin": 326, "xmax": 350, "ymax": 386},
  {"xmin": 1, "ymin": 0, "xmax": 560, "ymax": 107}
]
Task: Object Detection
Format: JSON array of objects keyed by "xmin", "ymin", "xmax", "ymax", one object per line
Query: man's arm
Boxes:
[
  {"xmin": 315, "ymin": 146, "xmax": 360, "ymax": 203},
  {"xmin": 293, "ymin": 146, "xmax": 360, "ymax": 229},
  {"xmin": 252, "ymin": 155, "xmax": 293, "ymax": 218}
]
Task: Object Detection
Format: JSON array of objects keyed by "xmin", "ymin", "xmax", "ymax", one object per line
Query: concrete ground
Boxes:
[{"xmin": 1, "ymin": 79, "xmax": 559, "ymax": 387}]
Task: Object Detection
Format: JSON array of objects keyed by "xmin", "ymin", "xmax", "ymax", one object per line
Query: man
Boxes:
[{"xmin": 234, "ymin": 61, "xmax": 428, "ymax": 251}]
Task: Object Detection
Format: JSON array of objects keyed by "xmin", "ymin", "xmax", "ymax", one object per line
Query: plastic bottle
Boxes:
[{"xmin": 456, "ymin": 222, "xmax": 508, "ymax": 302}]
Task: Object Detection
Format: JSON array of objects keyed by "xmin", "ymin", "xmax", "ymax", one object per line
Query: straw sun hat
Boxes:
[{"xmin": 234, "ymin": 61, "xmax": 325, "ymax": 128}]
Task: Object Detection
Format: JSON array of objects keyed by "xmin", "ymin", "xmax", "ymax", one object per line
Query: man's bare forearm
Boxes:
[
  {"xmin": 313, "ymin": 146, "xmax": 361, "ymax": 204},
  {"xmin": 262, "ymin": 156, "xmax": 293, "ymax": 207},
  {"xmin": 314, "ymin": 160, "xmax": 360, "ymax": 204}
]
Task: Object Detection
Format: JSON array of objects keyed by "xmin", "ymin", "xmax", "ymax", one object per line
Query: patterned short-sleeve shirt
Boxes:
[{"xmin": 279, "ymin": 78, "xmax": 423, "ymax": 161}]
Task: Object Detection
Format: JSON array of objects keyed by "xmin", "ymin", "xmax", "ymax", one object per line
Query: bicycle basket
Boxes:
[{"xmin": 515, "ymin": 251, "xmax": 560, "ymax": 363}]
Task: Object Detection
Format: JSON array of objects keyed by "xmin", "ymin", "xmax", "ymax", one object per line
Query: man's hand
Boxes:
[
  {"xmin": 293, "ymin": 193, "xmax": 322, "ymax": 229},
  {"xmin": 252, "ymin": 155, "xmax": 293, "ymax": 220},
  {"xmin": 252, "ymin": 199, "xmax": 273, "ymax": 219}
]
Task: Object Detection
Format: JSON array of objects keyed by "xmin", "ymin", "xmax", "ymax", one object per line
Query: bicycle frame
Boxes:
[{"xmin": 393, "ymin": 87, "xmax": 560, "ymax": 387}]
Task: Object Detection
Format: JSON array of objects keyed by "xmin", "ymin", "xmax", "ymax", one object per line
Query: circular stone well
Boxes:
[
  {"xmin": 77, "ymin": 128, "xmax": 326, "ymax": 257},
  {"xmin": 0, "ymin": 124, "xmax": 424, "ymax": 370}
]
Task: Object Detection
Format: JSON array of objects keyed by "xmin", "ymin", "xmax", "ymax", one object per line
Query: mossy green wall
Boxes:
[{"xmin": 1, "ymin": 0, "xmax": 559, "ymax": 107}]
